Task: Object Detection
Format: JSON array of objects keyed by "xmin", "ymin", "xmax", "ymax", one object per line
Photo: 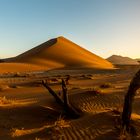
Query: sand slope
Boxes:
[
  {"xmin": 0, "ymin": 63, "xmax": 45, "ymax": 73},
  {"xmin": 12, "ymin": 36, "xmax": 114, "ymax": 69},
  {"xmin": 107, "ymin": 55, "xmax": 139, "ymax": 65},
  {"xmin": 1, "ymin": 37, "xmax": 114, "ymax": 73}
]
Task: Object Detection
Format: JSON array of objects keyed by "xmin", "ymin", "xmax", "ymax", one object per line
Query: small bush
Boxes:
[
  {"xmin": 92, "ymin": 88, "xmax": 101, "ymax": 95},
  {"xmin": 0, "ymin": 96, "xmax": 12, "ymax": 105},
  {"xmin": 13, "ymin": 72, "xmax": 21, "ymax": 77},
  {"xmin": 50, "ymin": 78, "xmax": 58, "ymax": 82},
  {"xmin": 71, "ymin": 87, "xmax": 81, "ymax": 90},
  {"xmin": 100, "ymin": 83, "xmax": 112, "ymax": 88},
  {"xmin": 87, "ymin": 74, "xmax": 92, "ymax": 77},
  {"xmin": 54, "ymin": 116, "xmax": 70, "ymax": 128},
  {"xmin": 9, "ymin": 85, "xmax": 17, "ymax": 88}
]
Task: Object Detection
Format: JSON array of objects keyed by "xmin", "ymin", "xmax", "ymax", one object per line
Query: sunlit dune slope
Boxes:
[
  {"xmin": 10, "ymin": 36, "xmax": 114, "ymax": 69},
  {"xmin": 1, "ymin": 36, "xmax": 114, "ymax": 73}
]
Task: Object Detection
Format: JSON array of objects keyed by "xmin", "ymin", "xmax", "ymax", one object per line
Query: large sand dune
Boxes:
[{"xmin": 1, "ymin": 37, "xmax": 113, "ymax": 73}]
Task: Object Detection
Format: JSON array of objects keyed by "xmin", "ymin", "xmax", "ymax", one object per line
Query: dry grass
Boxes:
[
  {"xmin": 11, "ymin": 115, "xmax": 70, "ymax": 138},
  {"xmin": 54, "ymin": 115, "xmax": 70, "ymax": 128},
  {"xmin": 80, "ymin": 74, "xmax": 93, "ymax": 79},
  {"xmin": 100, "ymin": 83, "xmax": 112, "ymax": 89},
  {"xmin": 87, "ymin": 87, "xmax": 102, "ymax": 95},
  {"xmin": 0, "ymin": 96, "xmax": 13, "ymax": 105},
  {"xmin": 71, "ymin": 86, "xmax": 81, "ymax": 90}
]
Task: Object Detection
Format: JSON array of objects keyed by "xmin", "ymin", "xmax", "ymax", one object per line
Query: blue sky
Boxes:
[{"xmin": 0, "ymin": 0, "xmax": 140, "ymax": 58}]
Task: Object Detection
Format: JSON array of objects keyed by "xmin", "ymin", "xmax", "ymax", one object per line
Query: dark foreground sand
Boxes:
[{"xmin": 0, "ymin": 65, "xmax": 140, "ymax": 140}]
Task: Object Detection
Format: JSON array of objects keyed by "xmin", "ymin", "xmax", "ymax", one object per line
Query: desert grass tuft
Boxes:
[
  {"xmin": 100, "ymin": 82, "xmax": 112, "ymax": 89},
  {"xmin": 0, "ymin": 96, "xmax": 13, "ymax": 105},
  {"xmin": 54, "ymin": 115, "xmax": 70, "ymax": 128},
  {"xmin": 11, "ymin": 115, "xmax": 70, "ymax": 138}
]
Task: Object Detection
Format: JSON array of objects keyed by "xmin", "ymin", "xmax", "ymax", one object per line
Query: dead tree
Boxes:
[
  {"xmin": 42, "ymin": 80, "xmax": 63, "ymax": 106},
  {"xmin": 122, "ymin": 69, "xmax": 140, "ymax": 134},
  {"xmin": 65, "ymin": 75, "xmax": 70, "ymax": 85},
  {"xmin": 42, "ymin": 79, "xmax": 80, "ymax": 118},
  {"xmin": 62, "ymin": 79, "xmax": 69, "ymax": 107}
]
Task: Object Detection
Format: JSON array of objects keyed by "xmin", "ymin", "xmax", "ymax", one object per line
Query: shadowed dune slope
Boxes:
[{"xmin": 2, "ymin": 36, "xmax": 114, "ymax": 73}]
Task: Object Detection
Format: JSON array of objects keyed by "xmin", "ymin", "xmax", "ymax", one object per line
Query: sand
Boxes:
[
  {"xmin": 0, "ymin": 36, "xmax": 114, "ymax": 73},
  {"xmin": 0, "ymin": 37, "xmax": 139, "ymax": 139},
  {"xmin": 0, "ymin": 65, "xmax": 140, "ymax": 140},
  {"xmin": 0, "ymin": 63, "xmax": 46, "ymax": 73},
  {"xmin": 107, "ymin": 55, "xmax": 139, "ymax": 65}
]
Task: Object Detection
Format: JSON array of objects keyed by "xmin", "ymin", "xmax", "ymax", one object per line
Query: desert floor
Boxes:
[{"xmin": 0, "ymin": 65, "xmax": 140, "ymax": 140}]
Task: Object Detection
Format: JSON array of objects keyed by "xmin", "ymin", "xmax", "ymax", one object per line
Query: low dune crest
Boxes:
[{"xmin": 1, "ymin": 36, "xmax": 114, "ymax": 73}]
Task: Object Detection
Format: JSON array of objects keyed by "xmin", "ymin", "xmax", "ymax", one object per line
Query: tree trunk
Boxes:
[
  {"xmin": 122, "ymin": 69, "xmax": 140, "ymax": 134},
  {"xmin": 62, "ymin": 79, "xmax": 69, "ymax": 107},
  {"xmin": 42, "ymin": 80, "xmax": 63, "ymax": 105},
  {"xmin": 42, "ymin": 79, "xmax": 80, "ymax": 119}
]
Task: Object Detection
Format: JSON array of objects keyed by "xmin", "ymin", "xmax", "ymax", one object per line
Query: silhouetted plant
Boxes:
[
  {"xmin": 122, "ymin": 69, "xmax": 140, "ymax": 136},
  {"xmin": 100, "ymin": 83, "xmax": 112, "ymax": 88},
  {"xmin": 65, "ymin": 75, "xmax": 70, "ymax": 85}
]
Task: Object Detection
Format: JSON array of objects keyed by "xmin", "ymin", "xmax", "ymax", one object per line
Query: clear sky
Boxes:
[{"xmin": 0, "ymin": 0, "xmax": 140, "ymax": 59}]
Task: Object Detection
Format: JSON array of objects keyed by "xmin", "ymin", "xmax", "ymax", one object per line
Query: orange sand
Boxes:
[{"xmin": 1, "ymin": 37, "xmax": 114, "ymax": 73}]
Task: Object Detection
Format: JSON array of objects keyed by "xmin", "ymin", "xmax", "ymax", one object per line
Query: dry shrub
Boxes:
[
  {"xmin": 50, "ymin": 78, "xmax": 59, "ymax": 83},
  {"xmin": 87, "ymin": 87, "xmax": 102, "ymax": 95},
  {"xmin": 13, "ymin": 72, "xmax": 21, "ymax": 77},
  {"xmin": 54, "ymin": 116, "xmax": 70, "ymax": 128},
  {"xmin": 9, "ymin": 85, "xmax": 18, "ymax": 88},
  {"xmin": 87, "ymin": 74, "xmax": 93, "ymax": 79},
  {"xmin": 80, "ymin": 74, "xmax": 86, "ymax": 78},
  {"xmin": 51, "ymin": 116, "xmax": 70, "ymax": 139},
  {"xmin": 80, "ymin": 74, "xmax": 93, "ymax": 79},
  {"xmin": 0, "ymin": 96, "xmax": 13, "ymax": 105},
  {"xmin": 87, "ymin": 74, "xmax": 92, "ymax": 77},
  {"xmin": 100, "ymin": 83, "xmax": 112, "ymax": 89},
  {"xmin": 71, "ymin": 87, "xmax": 81, "ymax": 90}
]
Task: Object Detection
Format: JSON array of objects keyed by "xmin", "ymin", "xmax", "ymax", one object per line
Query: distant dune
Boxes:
[
  {"xmin": 135, "ymin": 58, "xmax": 140, "ymax": 63},
  {"xmin": 107, "ymin": 55, "xmax": 139, "ymax": 65},
  {"xmin": 1, "ymin": 36, "xmax": 114, "ymax": 73}
]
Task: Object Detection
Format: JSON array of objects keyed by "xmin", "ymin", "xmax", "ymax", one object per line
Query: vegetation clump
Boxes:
[{"xmin": 100, "ymin": 83, "xmax": 112, "ymax": 88}]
